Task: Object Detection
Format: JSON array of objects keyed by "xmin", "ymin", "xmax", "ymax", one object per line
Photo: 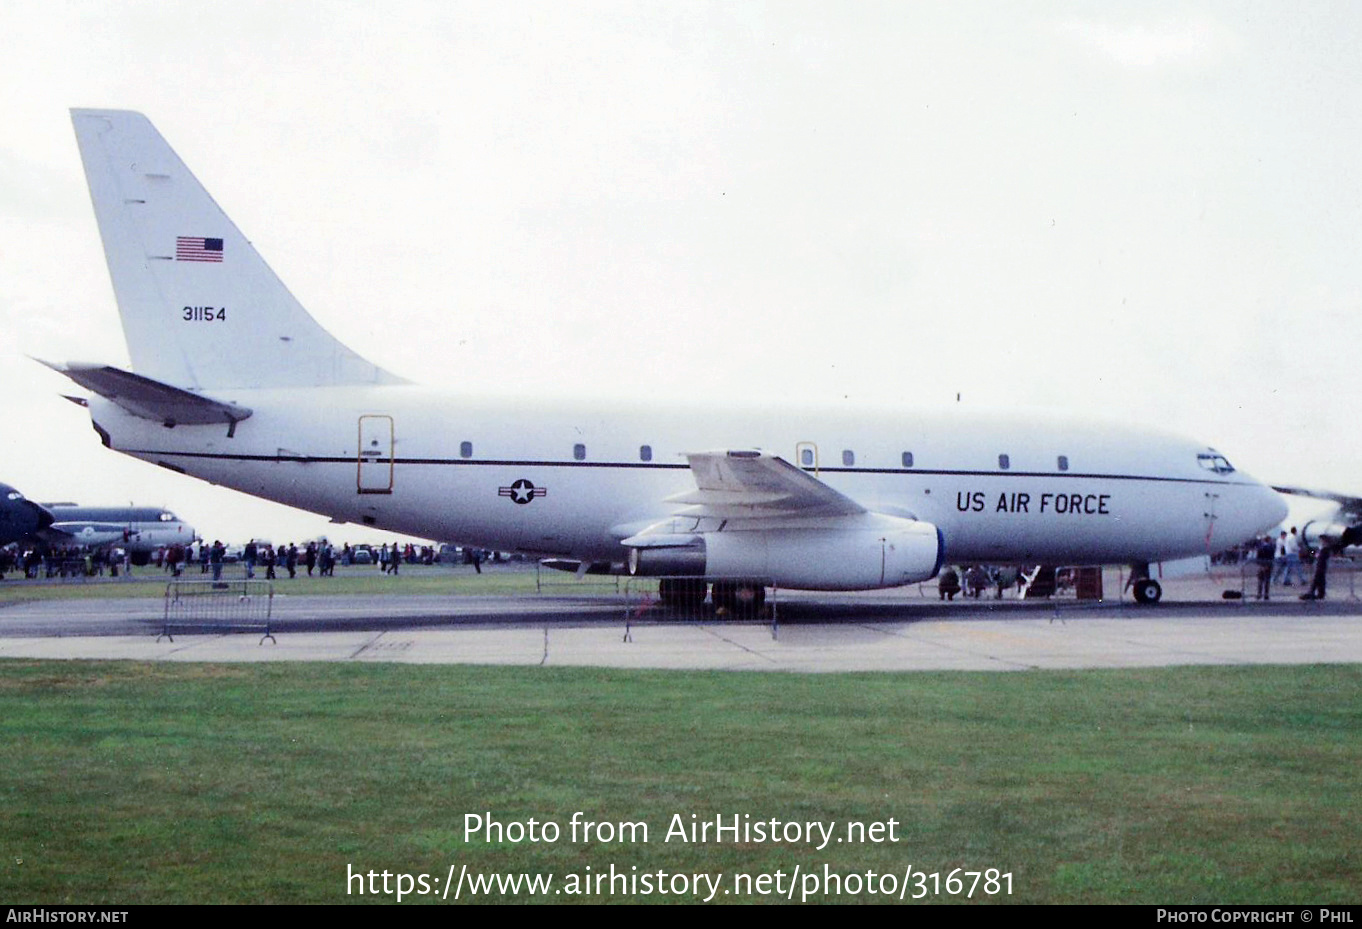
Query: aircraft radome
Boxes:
[
  {"xmin": 0, "ymin": 484, "xmax": 54, "ymax": 549},
  {"xmin": 46, "ymin": 109, "xmax": 1287, "ymax": 610}
]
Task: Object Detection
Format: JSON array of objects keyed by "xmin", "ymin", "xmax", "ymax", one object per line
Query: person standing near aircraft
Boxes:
[
  {"xmin": 210, "ymin": 540, "xmax": 224, "ymax": 581},
  {"xmin": 1301, "ymin": 536, "xmax": 1335, "ymax": 600},
  {"xmin": 1277, "ymin": 528, "xmax": 1305, "ymax": 586},
  {"xmin": 937, "ymin": 566, "xmax": 960, "ymax": 600},
  {"xmin": 1255, "ymin": 534, "xmax": 1276, "ymax": 600}
]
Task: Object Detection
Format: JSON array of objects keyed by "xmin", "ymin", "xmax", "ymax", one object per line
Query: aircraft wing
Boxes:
[
  {"xmin": 1272, "ymin": 484, "xmax": 1362, "ymax": 517},
  {"xmin": 1271, "ymin": 485, "xmax": 1362, "ymax": 548},
  {"xmin": 39, "ymin": 522, "xmax": 134, "ymax": 546},
  {"xmin": 666, "ymin": 449, "xmax": 866, "ymax": 519},
  {"xmin": 36, "ymin": 361, "xmax": 252, "ymax": 428},
  {"xmin": 620, "ymin": 449, "xmax": 943, "ymax": 589}
]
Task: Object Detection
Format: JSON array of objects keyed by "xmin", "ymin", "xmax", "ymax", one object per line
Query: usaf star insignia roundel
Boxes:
[{"xmin": 498, "ymin": 479, "xmax": 546, "ymax": 504}]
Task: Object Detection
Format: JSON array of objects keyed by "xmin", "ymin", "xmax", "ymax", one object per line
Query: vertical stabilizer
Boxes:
[{"xmin": 71, "ymin": 109, "xmax": 404, "ymax": 390}]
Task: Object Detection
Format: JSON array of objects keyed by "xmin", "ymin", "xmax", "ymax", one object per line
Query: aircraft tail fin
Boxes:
[{"xmin": 70, "ymin": 109, "xmax": 405, "ymax": 390}]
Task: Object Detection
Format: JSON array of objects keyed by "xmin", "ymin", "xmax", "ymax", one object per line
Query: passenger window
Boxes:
[
  {"xmin": 639, "ymin": 445, "xmax": 652, "ymax": 462},
  {"xmin": 573, "ymin": 443, "xmax": 586, "ymax": 461},
  {"xmin": 801, "ymin": 448, "xmax": 814, "ymax": 467},
  {"xmin": 998, "ymin": 454, "xmax": 1010, "ymax": 470},
  {"xmin": 901, "ymin": 451, "xmax": 914, "ymax": 468},
  {"xmin": 842, "ymin": 450, "xmax": 855, "ymax": 467},
  {"xmin": 1057, "ymin": 455, "xmax": 1068, "ymax": 471},
  {"xmin": 460, "ymin": 441, "xmax": 473, "ymax": 458}
]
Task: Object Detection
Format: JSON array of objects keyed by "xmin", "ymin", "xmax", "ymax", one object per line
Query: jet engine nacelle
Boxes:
[
  {"xmin": 630, "ymin": 519, "xmax": 944, "ymax": 591},
  {"xmin": 1302, "ymin": 518, "xmax": 1362, "ymax": 551}
]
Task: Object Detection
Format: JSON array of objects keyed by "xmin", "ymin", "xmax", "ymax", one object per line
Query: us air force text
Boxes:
[{"xmin": 957, "ymin": 491, "xmax": 1111, "ymax": 514}]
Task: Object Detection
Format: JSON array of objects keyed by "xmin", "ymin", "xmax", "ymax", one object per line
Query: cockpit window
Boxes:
[
  {"xmin": 160, "ymin": 512, "xmax": 177, "ymax": 521},
  {"xmin": 6, "ymin": 491, "xmax": 22, "ymax": 501},
  {"xmin": 1197, "ymin": 452, "xmax": 1235, "ymax": 475}
]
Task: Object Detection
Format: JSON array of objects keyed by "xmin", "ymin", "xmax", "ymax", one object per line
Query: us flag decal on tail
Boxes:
[{"xmin": 176, "ymin": 236, "xmax": 223, "ymax": 262}]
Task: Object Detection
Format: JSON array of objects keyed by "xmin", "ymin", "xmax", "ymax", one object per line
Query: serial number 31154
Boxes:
[{"xmin": 183, "ymin": 306, "xmax": 226, "ymax": 322}]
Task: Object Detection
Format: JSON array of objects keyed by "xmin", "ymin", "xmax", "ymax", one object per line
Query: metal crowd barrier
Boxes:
[
  {"xmin": 159, "ymin": 578, "xmax": 276, "ymax": 643},
  {"xmin": 621, "ymin": 577, "xmax": 780, "ymax": 640}
]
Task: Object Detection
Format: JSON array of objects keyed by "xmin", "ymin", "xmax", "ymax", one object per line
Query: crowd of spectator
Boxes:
[{"xmin": 0, "ymin": 539, "xmax": 496, "ymax": 580}]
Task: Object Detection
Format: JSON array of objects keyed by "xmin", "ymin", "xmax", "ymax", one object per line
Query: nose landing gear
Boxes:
[{"xmin": 1128, "ymin": 563, "xmax": 1163, "ymax": 604}]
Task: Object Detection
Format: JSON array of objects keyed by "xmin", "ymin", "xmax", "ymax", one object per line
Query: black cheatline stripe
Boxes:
[{"xmin": 129, "ymin": 448, "xmax": 1260, "ymax": 488}]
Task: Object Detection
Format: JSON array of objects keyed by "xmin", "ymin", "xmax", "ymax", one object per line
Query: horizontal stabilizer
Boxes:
[{"xmin": 39, "ymin": 360, "xmax": 252, "ymax": 428}]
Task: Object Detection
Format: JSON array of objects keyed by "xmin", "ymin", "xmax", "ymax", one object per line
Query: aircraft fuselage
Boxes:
[{"xmin": 88, "ymin": 386, "xmax": 1287, "ymax": 573}]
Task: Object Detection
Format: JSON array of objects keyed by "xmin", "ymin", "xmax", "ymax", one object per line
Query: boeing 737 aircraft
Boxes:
[{"xmin": 47, "ymin": 109, "xmax": 1287, "ymax": 608}]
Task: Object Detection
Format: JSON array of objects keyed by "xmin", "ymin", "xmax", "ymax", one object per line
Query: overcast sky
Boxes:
[{"xmin": 1, "ymin": 1, "xmax": 1358, "ymax": 545}]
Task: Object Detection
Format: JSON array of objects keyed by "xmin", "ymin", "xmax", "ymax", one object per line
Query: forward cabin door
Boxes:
[
  {"xmin": 357, "ymin": 415, "xmax": 394, "ymax": 494},
  {"xmin": 1203, "ymin": 488, "xmax": 1220, "ymax": 549}
]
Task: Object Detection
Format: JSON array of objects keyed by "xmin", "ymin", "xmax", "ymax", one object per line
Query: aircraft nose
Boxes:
[
  {"xmin": 1242, "ymin": 482, "xmax": 1288, "ymax": 537},
  {"xmin": 29, "ymin": 502, "xmax": 54, "ymax": 533},
  {"xmin": 1262, "ymin": 484, "xmax": 1289, "ymax": 530}
]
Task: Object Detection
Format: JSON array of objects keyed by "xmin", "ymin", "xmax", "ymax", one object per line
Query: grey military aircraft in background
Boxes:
[{"xmin": 34, "ymin": 503, "xmax": 196, "ymax": 565}]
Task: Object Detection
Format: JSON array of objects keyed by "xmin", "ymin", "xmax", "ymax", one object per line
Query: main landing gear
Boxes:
[
  {"xmin": 657, "ymin": 578, "xmax": 707, "ymax": 610},
  {"xmin": 657, "ymin": 578, "xmax": 766, "ymax": 618},
  {"xmin": 1128, "ymin": 563, "xmax": 1163, "ymax": 605},
  {"xmin": 711, "ymin": 580, "xmax": 766, "ymax": 617}
]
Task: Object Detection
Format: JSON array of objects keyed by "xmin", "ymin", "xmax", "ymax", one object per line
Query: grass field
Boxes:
[
  {"xmin": 0, "ymin": 563, "xmax": 578, "ymax": 602},
  {"xmin": 1, "ymin": 659, "xmax": 1358, "ymax": 903}
]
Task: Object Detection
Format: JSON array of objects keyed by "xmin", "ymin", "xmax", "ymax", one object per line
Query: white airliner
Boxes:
[{"xmin": 48, "ymin": 109, "xmax": 1287, "ymax": 609}]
